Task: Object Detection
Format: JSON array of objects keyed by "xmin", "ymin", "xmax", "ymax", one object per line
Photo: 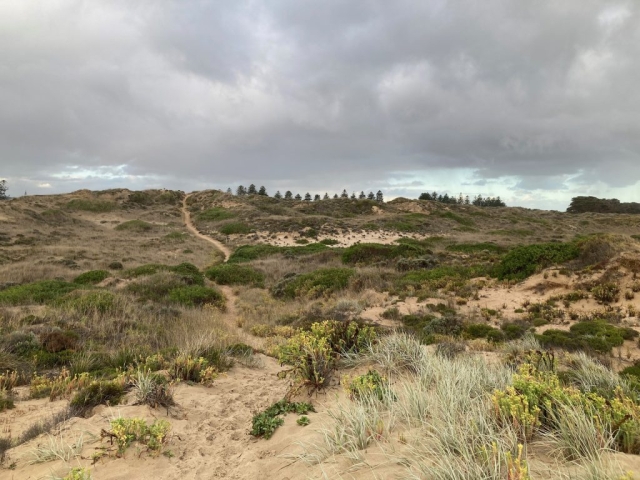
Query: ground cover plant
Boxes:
[{"xmin": 204, "ymin": 264, "xmax": 265, "ymax": 287}]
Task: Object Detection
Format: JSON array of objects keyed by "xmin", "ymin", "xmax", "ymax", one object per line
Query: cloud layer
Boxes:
[{"xmin": 1, "ymin": 0, "xmax": 639, "ymax": 209}]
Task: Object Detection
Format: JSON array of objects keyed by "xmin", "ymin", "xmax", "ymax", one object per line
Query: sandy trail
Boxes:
[
  {"xmin": 181, "ymin": 194, "xmax": 263, "ymax": 350},
  {"xmin": 182, "ymin": 194, "xmax": 231, "ymax": 261}
]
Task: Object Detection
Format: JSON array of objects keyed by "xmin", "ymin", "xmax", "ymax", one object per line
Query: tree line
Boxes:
[
  {"xmin": 418, "ymin": 191, "xmax": 506, "ymax": 207},
  {"xmin": 0, "ymin": 179, "xmax": 8, "ymax": 200},
  {"xmin": 567, "ymin": 196, "xmax": 640, "ymax": 214},
  {"xmin": 229, "ymin": 185, "xmax": 384, "ymax": 202}
]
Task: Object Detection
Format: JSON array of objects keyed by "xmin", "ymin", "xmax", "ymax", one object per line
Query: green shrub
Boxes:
[
  {"xmin": 56, "ymin": 290, "xmax": 119, "ymax": 315},
  {"xmin": 115, "ymin": 220, "xmax": 153, "ymax": 232},
  {"xmin": 250, "ymin": 399, "xmax": 315, "ymax": 439},
  {"xmin": 73, "ymin": 270, "xmax": 110, "ymax": 285},
  {"xmin": 591, "ymin": 283, "xmax": 620, "ymax": 303},
  {"xmin": 434, "ymin": 211, "xmax": 474, "ymax": 226},
  {"xmin": 108, "ymin": 261, "xmax": 124, "ymax": 270},
  {"xmin": 107, "ymin": 417, "xmax": 171, "ymax": 455},
  {"xmin": 463, "ymin": 323, "xmax": 498, "ymax": 339},
  {"xmin": 271, "ymin": 268, "xmax": 354, "ymax": 299},
  {"xmin": 493, "ymin": 363, "xmax": 640, "ymax": 454},
  {"xmin": 228, "ymin": 243, "xmax": 329, "ymax": 263},
  {"xmin": 319, "ymin": 238, "xmax": 339, "ymax": 245},
  {"xmin": 341, "ymin": 242, "xmax": 429, "ymax": 264},
  {"xmin": 204, "ymin": 264, "xmax": 265, "ymax": 287},
  {"xmin": 70, "ymin": 380, "xmax": 124, "ymax": 415},
  {"xmin": 494, "ymin": 242, "xmax": 581, "ymax": 281},
  {"xmin": 219, "ymin": 222, "xmax": 251, "ymax": 235},
  {"xmin": 168, "ymin": 355, "xmax": 218, "ymax": 385},
  {"xmin": 278, "ymin": 321, "xmax": 375, "ymax": 392},
  {"xmin": 197, "ymin": 207, "xmax": 235, "ymax": 221},
  {"xmin": 125, "ymin": 263, "xmax": 203, "ymax": 285},
  {"xmin": 0, "ymin": 391, "xmax": 14, "ymax": 412},
  {"xmin": 168, "ymin": 285, "xmax": 225, "ymax": 308},
  {"xmin": 537, "ymin": 320, "xmax": 635, "ymax": 354},
  {"xmin": 345, "ymin": 369, "xmax": 388, "ymax": 400},
  {"xmin": 446, "ymin": 242, "xmax": 507, "ymax": 254},
  {"xmin": 0, "ymin": 280, "xmax": 78, "ymax": 305},
  {"xmin": 65, "ymin": 199, "xmax": 116, "ymax": 212}
]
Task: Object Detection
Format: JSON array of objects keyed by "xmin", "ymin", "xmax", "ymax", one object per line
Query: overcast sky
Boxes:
[{"xmin": 1, "ymin": 1, "xmax": 639, "ymax": 210}]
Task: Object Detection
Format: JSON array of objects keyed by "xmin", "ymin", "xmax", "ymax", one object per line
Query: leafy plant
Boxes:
[
  {"xmin": 73, "ymin": 270, "xmax": 110, "ymax": 285},
  {"xmin": 204, "ymin": 264, "xmax": 265, "ymax": 287},
  {"xmin": 219, "ymin": 222, "xmax": 251, "ymax": 235},
  {"xmin": 115, "ymin": 220, "xmax": 153, "ymax": 232},
  {"xmin": 0, "ymin": 280, "xmax": 79, "ymax": 305},
  {"xmin": 344, "ymin": 369, "xmax": 388, "ymax": 401},
  {"xmin": 70, "ymin": 379, "xmax": 125, "ymax": 415},
  {"xmin": 271, "ymin": 268, "xmax": 354, "ymax": 299},
  {"xmin": 250, "ymin": 400, "xmax": 315, "ymax": 439},
  {"xmin": 107, "ymin": 417, "xmax": 171, "ymax": 456},
  {"xmin": 494, "ymin": 242, "xmax": 580, "ymax": 281},
  {"xmin": 168, "ymin": 285, "xmax": 225, "ymax": 308}
]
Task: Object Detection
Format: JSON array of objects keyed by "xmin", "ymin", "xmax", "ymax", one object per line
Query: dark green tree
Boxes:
[
  {"xmin": 340, "ymin": 189, "xmax": 349, "ymax": 198},
  {"xmin": 350, "ymin": 192, "xmax": 356, "ymax": 199},
  {"xmin": 226, "ymin": 187, "xmax": 232, "ymax": 194},
  {"xmin": 274, "ymin": 190, "xmax": 282, "ymax": 199},
  {"xmin": 314, "ymin": 194, "xmax": 321, "ymax": 201},
  {"xmin": 304, "ymin": 192, "xmax": 312, "ymax": 201},
  {"xmin": 294, "ymin": 193, "xmax": 302, "ymax": 201},
  {"xmin": 284, "ymin": 190, "xmax": 293, "ymax": 200},
  {"xmin": 333, "ymin": 193, "xmax": 339, "ymax": 199},
  {"xmin": 376, "ymin": 190, "xmax": 384, "ymax": 202},
  {"xmin": 258, "ymin": 186, "xmax": 268, "ymax": 196},
  {"xmin": 236, "ymin": 185, "xmax": 247, "ymax": 196},
  {"xmin": 0, "ymin": 179, "xmax": 8, "ymax": 200},
  {"xmin": 367, "ymin": 191, "xmax": 375, "ymax": 200},
  {"xmin": 248, "ymin": 184, "xmax": 257, "ymax": 195},
  {"xmin": 359, "ymin": 191, "xmax": 366, "ymax": 199},
  {"xmin": 323, "ymin": 193, "xmax": 329, "ymax": 200}
]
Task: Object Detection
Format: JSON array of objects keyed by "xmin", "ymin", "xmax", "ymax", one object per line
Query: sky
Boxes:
[{"xmin": 1, "ymin": 0, "xmax": 639, "ymax": 211}]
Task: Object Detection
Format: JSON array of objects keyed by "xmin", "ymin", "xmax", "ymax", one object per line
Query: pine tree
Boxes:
[
  {"xmin": 367, "ymin": 191, "xmax": 375, "ymax": 200},
  {"xmin": 0, "ymin": 179, "xmax": 8, "ymax": 200},
  {"xmin": 258, "ymin": 186, "xmax": 267, "ymax": 196},
  {"xmin": 340, "ymin": 189, "xmax": 349, "ymax": 198},
  {"xmin": 323, "ymin": 193, "xmax": 329, "ymax": 200},
  {"xmin": 304, "ymin": 192, "xmax": 312, "ymax": 201},
  {"xmin": 359, "ymin": 191, "xmax": 366, "ymax": 199},
  {"xmin": 419, "ymin": 192, "xmax": 431, "ymax": 200},
  {"xmin": 236, "ymin": 185, "xmax": 247, "ymax": 196},
  {"xmin": 226, "ymin": 187, "xmax": 232, "ymax": 195},
  {"xmin": 350, "ymin": 192, "xmax": 356, "ymax": 199},
  {"xmin": 274, "ymin": 191, "xmax": 282, "ymax": 199},
  {"xmin": 284, "ymin": 190, "xmax": 293, "ymax": 200},
  {"xmin": 333, "ymin": 194, "xmax": 339, "ymax": 199},
  {"xmin": 294, "ymin": 193, "xmax": 302, "ymax": 201},
  {"xmin": 376, "ymin": 190, "xmax": 384, "ymax": 202},
  {"xmin": 248, "ymin": 184, "xmax": 257, "ymax": 195},
  {"xmin": 314, "ymin": 194, "xmax": 321, "ymax": 201}
]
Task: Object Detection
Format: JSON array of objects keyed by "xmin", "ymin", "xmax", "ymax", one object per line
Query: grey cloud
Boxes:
[{"xmin": 1, "ymin": 0, "xmax": 639, "ymax": 208}]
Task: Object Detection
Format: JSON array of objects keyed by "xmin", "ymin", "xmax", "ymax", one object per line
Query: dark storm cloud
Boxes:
[{"xmin": 1, "ymin": 0, "xmax": 639, "ymax": 205}]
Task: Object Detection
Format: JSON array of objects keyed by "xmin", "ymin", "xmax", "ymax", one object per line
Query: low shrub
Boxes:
[
  {"xmin": 168, "ymin": 355, "xmax": 218, "ymax": 385},
  {"xmin": 0, "ymin": 280, "xmax": 78, "ymax": 305},
  {"xmin": 250, "ymin": 399, "xmax": 315, "ymax": 439},
  {"xmin": 40, "ymin": 331, "xmax": 78, "ymax": 353},
  {"xmin": 219, "ymin": 222, "xmax": 251, "ymax": 235},
  {"xmin": 537, "ymin": 320, "xmax": 635, "ymax": 354},
  {"xmin": 271, "ymin": 268, "xmax": 354, "ymax": 299},
  {"xmin": 341, "ymin": 242, "xmax": 429, "ymax": 265},
  {"xmin": 124, "ymin": 262, "xmax": 203, "ymax": 285},
  {"xmin": 168, "ymin": 285, "xmax": 225, "ymax": 308},
  {"xmin": 73, "ymin": 270, "xmax": 110, "ymax": 285},
  {"xmin": 319, "ymin": 238, "xmax": 339, "ymax": 245},
  {"xmin": 56, "ymin": 290, "xmax": 119, "ymax": 315},
  {"xmin": 493, "ymin": 363, "xmax": 640, "ymax": 454},
  {"xmin": 114, "ymin": 220, "xmax": 153, "ymax": 232},
  {"xmin": 0, "ymin": 391, "xmax": 14, "ymax": 412},
  {"xmin": 107, "ymin": 417, "xmax": 171, "ymax": 456},
  {"xmin": 108, "ymin": 261, "xmax": 124, "ymax": 270},
  {"xmin": 131, "ymin": 369, "xmax": 175, "ymax": 409},
  {"xmin": 204, "ymin": 264, "xmax": 265, "ymax": 287},
  {"xmin": 446, "ymin": 242, "xmax": 507, "ymax": 254},
  {"xmin": 344, "ymin": 369, "xmax": 388, "ymax": 400},
  {"xmin": 591, "ymin": 283, "xmax": 620, "ymax": 304},
  {"xmin": 494, "ymin": 242, "xmax": 580, "ymax": 281},
  {"xmin": 197, "ymin": 207, "xmax": 235, "ymax": 221},
  {"xmin": 277, "ymin": 320, "xmax": 375, "ymax": 393},
  {"xmin": 70, "ymin": 380, "xmax": 125, "ymax": 415},
  {"xmin": 228, "ymin": 243, "xmax": 329, "ymax": 263},
  {"xmin": 65, "ymin": 199, "xmax": 116, "ymax": 212}
]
